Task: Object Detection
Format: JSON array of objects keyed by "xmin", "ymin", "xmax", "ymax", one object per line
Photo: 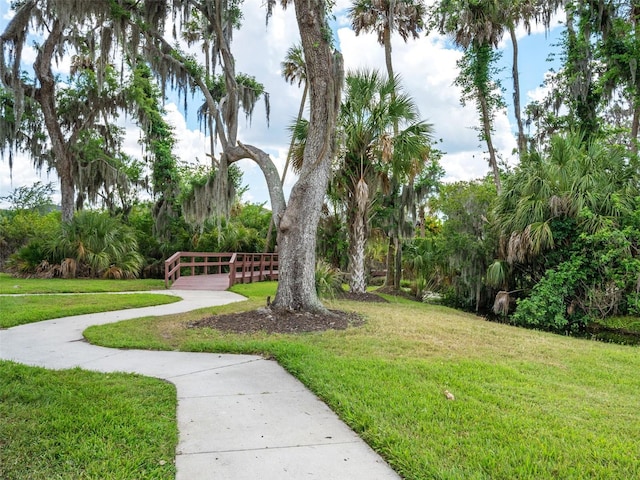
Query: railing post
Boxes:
[{"xmin": 228, "ymin": 253, "xmax": 237, "ymax": 288}]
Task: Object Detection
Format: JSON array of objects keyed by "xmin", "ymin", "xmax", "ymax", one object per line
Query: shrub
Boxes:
[
  {"xmin": 315, "ymin": 260, "xmax": 343, "ymax": 298},
  {"xmin": 0, "ymin": 210, "xmax": 60, "ymax": 269},
  {"xmin": 47, "ymin": 211, "xmax": 144, "ymax": 278},
  {"xmin": 512, "ymin": 258, "xmax": 586, "ymax": 332}
]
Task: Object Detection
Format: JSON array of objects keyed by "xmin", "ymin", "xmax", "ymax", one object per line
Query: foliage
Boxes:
[
  {"xmin": 0, "ymin": 181, "xmax": 55, "ymax": 213},
  {"xmin": 429, "ymin": 178, "xmax": 499, "ymax": 311},
  {"xmin": 403, "ymin": 234, "xmax": 442, "ymax": 298},
  {"xmin": 454, "ymin": 43, "xmax": 505, "ymax": 191},
  {"xmin": 190, "ymin": 202, "xmax": 271, "ymax": 253},
  {"xmin": 492, "ymin": 132, "xmax": 640, "ymax": 330},
  {"xmin": 178, "ymin": 161, "xmax": 244, "ymax": 230},
  {"xmin": 315, "ymin": 259, "xmax": 344, "ymax": 298},
  {"xmin": 128, "ymin": 62, "xmax": 181, "ymax": 242},
  {"xmin": 0, "ymin": 209, "xmax": 59, "ymax": 270},
  {"xmin": 527, "ymin": 1, "xmax": 640, "ymax": 148},
  {"xmin": 203, "ymin": 73, "xmax": 267, "ymax": 122},
  {"xmin": 512, "ymin": 256, "xmax": 586, "ymax": 331},
  {"xmin": 44, "ymin": 211, "xmax": 144, "ymax": 279},
  {"xmin": 317, "ymin": 206, "xmax": 349, "ymax": 270}
]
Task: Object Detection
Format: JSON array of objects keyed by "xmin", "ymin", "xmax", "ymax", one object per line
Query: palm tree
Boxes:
[
  {"xmin": 348, "ymin": 0, "xmax": 426, "ymax": 81},
  {"xmin": 48, "ymin": 211, "xmax": 144, "ymax": 279},
  {"xmin": 335, "ymin": 69, "xmax": 432, "ymax": 294},
  {"xmin": 348, "ymin": 0, "xmax": 427, "ymax": 289},
  {"xmin": 494, "ymin": 131, "xmax": 637, "ymax": 278},
  {"xmin": 435, "ymin": 0, "xmax": 507, "ymax": 193}
]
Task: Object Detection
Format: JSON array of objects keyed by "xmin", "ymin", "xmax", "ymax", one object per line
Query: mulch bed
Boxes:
[
  {"xmin": 188, "ymin": 308, "xmax": 364, "ymax": 334},
  {"xmin": 187, "ymin": 291, "xmax": 388, "ymax": 334}
]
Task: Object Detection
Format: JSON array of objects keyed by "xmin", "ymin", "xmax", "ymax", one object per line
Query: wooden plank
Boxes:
[{"xmin": 171, "ymin": 274, "xmax": 229, "ymax": 291}]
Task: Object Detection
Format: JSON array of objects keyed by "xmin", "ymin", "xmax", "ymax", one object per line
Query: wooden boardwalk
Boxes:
[
  {"xmin": 170, "ymin": 274, "xmax": 230, "ymax": 291},
  {"xmin": 165, "ymin": 252, "xmax": 279, "ymax": 291}
]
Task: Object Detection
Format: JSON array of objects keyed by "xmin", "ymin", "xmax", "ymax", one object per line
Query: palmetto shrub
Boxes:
[
  {"xmin": 315, "ymin": 260, "xmax": 344, "ymax": 299},
  {"xmin": 47, "ymin": 211, "xmax": 144, "ymax": 279}
]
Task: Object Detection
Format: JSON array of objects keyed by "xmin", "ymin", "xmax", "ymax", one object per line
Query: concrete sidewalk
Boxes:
[{"xmin": 0, "ymin": 290, "xmax": 400, "ymax": 479}]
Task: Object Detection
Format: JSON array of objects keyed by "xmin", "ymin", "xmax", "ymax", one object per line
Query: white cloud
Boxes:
[{"xmin": 337, "ymin": 23, "xmax": 516, "ymax": 185}]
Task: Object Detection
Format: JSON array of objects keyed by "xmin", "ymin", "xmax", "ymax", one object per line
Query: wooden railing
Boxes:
[
  {"xmin": 164, "ymin": 251, "xmax": 278, "ymax": 289},
  {"xmin": 228, "ymin": 252, "xmax": 279, "ymax": 287}
]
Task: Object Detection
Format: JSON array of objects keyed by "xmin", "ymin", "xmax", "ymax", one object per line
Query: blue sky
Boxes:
[{"xmin": 0, "ymin": 0, "xmax": 563, "ymax": 208}]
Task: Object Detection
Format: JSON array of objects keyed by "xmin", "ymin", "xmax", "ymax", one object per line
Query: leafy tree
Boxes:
[
  {"xmin": 0, "ymin": 209, "xmax": 59, "ymax": 271},
  {"xmin": 0, "ymin": 182, "xmax": 55, "ymax": 214},
  {"xmin": 598, "ymin": 1, "xmax": 640, "ymax": 155},
  {"xmin": 0, "ymin": 1, "xmax": 141, "ymax": 222},
  {"xmin": 431, "ymin": 178, "xmax": 498, "ymax": 311}
]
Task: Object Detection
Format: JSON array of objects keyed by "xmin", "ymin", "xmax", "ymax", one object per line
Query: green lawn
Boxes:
[
  {"xmin": 0, "ymin": 293, "xmax": 180, "ymax": 328},
  {"xmin": 0, "ymin": 273, "xmax": 165, "ymax": 294},
  {"xmin": 86, "ymin": 282, "xmax": 640, "ymax": 480},
  {"xmin": 0, "ymin": 361, "xmax": 177, "ymax": 480}
]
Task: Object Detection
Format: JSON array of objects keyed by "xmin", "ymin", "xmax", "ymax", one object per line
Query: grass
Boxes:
[
  {"xmin": 0, "ymin": 361, "xmax": 177, "ymax": 480},
  {"xmin": 0, "ymin": 273, "xmax": 165, "ymax": 294},
  {"xmin": 0, "ymin": 293, "xmax": 180, "ymax": 328},
  {"xmin": 86, "ymin": 282, "xmax": 640, "ymax": 480},
  {"xmin": 596, "ymin": 315, "xmax": 640, "ymax": 333}
]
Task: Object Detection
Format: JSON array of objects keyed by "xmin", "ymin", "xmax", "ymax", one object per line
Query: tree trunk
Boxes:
[
  {"xmin": 385, "ymin": 234, "xmax": 395, "ymax": 287},
  {"xmin": 264, "ymin": 80, "xmax": 308, "ymax": 253},
  {"xmin": 393, "ymin": 235, "xmax": 402, "ymax": 290},
  {"xmin": 632, "ymin": 101, "xmax": 639, "ymax": 157},
  {"xmin": 349, "ymin": 207, "xmax": 368, "ymax": 294},
  {"xmin": 383, "ymin": 25, "xmax": 394, "ymax": 84},
  {"xmin": 33, "ymin": 19, "xmax": 75, "ymax": 222},
  {"xmin": 509, "ymin": 25, "xmax": 526, "ymax": 158},
  {"xmin": 272, "ymin": 0, "xmax": 343, "ymax": 312},
  {"xmin": 478, "ymin": 89, "xmax": 502, "ymax": 194}
]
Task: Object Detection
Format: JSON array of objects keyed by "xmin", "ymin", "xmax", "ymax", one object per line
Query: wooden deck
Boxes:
[
  {"xmin": 165, "ymin": 252, "xmax": 279, "ymax": 291},
  {"xmin": 170, "ymin": 273, "xmax": 230, "ymax": 291}
]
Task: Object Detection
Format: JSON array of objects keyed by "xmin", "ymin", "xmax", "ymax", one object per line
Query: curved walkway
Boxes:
[{"xmin": 0, "ymin": 290, "xmax": 400, "ymax": 479}]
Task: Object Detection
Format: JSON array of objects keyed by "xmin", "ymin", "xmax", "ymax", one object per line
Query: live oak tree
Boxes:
[
  {"xmin": 0, "ymin": 0, "xmax": 133, "ymax": 222},
  {"xmin": 2, "ymin": 0, "xmax": 343, "ymax": 312},
  {"xmin": 141, "ymin": 0, "xmax": 343, "ymax": 311},
  {"xmin": 268, "ymin": 0, "xmax": 344, "ymax": 311},
  {"xmin": 0, "ymin": 1, "xmax": 179, "ymax": 228}
]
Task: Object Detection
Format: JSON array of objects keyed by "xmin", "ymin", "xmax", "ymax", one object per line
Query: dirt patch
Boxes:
[
  {"xmin": 188, "ymin": 307, "xmax": 365, "ymax": 334},
  {"xmin": 187, "ymin": 290, "xmax": 394, "ymax": 334}
]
